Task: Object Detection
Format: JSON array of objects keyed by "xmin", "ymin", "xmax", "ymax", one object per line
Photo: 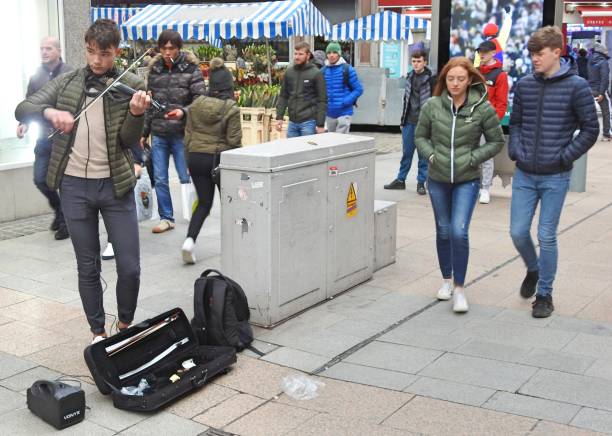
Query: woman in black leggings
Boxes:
[{"xmin": 182, "ymin": 58, "xmax": 242, "ymax": 264}]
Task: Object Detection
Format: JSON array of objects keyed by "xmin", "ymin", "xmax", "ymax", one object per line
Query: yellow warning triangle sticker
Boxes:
[{"xmin": 346, "ymin": 183, "xmax": 357, "ymax": 217}]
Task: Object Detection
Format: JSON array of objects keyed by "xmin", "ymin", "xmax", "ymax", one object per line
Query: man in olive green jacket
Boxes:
[
  {"xmin": 14, "ymin": 19, "xmax": 151, "ymax": 343},
  {"xmin": 275, "ymin": 42, "xmax": 327, "ymax": 138}
]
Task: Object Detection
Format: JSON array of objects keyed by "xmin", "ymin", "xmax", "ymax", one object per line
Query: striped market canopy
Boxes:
[
  {"xmin": 90, "ymin": 7, "xmax": 142, "ymax": 27},
  {"xmin": 121, "ymin": 0, "xmax": 331, "ymax": 42},
  {"xmin": 329, "ymin": 11, "xmax": 431, "ymax": 42}
]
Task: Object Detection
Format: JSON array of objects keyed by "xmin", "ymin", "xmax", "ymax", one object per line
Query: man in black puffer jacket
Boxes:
[
  {"xmin": 509, "ymin": 26, "xmax": 598, "ymax": 319},
  {"xmin": 587, "ymin": 42, "xmax": 611, "ymax": 140},
  {"xmin": 141, "ymin": 30, "xmax": 206, "ymax": 233}
]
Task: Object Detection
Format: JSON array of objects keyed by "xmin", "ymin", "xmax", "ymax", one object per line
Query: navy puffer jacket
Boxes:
[
  {"xmin": 508, "ymin": 59, "xmax": 598, "ymax": 175},
  {"xmin": 587, "ymin": 47, "xmax": 610, "ymax": 96},
  {"xmin": 322, "ymin": 58, "xmax": 363, "ymax": 118}
]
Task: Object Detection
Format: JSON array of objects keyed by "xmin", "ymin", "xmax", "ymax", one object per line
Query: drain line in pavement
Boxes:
[{"xmin": 310, "ymin": 200, "xmax": 612, "ymax": 376}]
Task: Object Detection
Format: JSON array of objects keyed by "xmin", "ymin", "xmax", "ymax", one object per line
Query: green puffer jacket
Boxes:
[
  {"xmin": 185, "ymin": 96, "xmax": 242, "ymax": 155},
  {"xmin": 415, "ymin": 82, "xmax": 505, "ymax": 184},
  {"xmin": 15, "ymin": 68, "xmax": 145, "ymax": 198},
  {"xmin": 276, "ymin": 62, "xmax": 327, "ymax": 127}
]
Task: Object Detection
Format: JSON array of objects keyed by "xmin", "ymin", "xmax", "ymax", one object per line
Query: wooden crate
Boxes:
[{"xmin": 240, "ymin": 107, "xmax": 268, "ymax": 146}]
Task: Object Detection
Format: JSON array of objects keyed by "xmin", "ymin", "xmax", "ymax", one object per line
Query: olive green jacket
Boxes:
[
  {"xmin": 185, "ymin": 96, "xmax": 242, "ymax": 155},
  {"xmin": 415, "ymin": 82, "xmax": 505, "ymax": 184},
  {"xmin": 15, "ymin": 68, "xmax": 145, "ymax": 198}
]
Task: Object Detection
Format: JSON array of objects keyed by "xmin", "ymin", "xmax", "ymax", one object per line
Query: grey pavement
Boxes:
[{"xmin": 0, "ymin": 132, "xmax": 611, "ymax": 434}]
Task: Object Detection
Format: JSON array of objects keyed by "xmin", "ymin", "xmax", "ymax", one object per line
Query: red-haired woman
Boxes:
[{"xmin": 415, "ymin": 57, "xmax": 504, "ymax": 313}]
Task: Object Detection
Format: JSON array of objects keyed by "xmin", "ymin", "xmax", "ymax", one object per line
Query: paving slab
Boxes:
[
  {"xmin": 0, "ymin": 351, "xmax": 37, "ymax": 380},
  {"xmin": 520, "ymin": 348, "xmax": 595, "ymax": 374},
  {"xmin": 0, "ymin": 408, "xmax": 114, "ymax": 436},
  {"xmin": 378, "ymin": 325, "xmax": 469, "ymax": 351},
  {"xmin": 277, "ymin": 376, "xmax": 413, "ymax": 423},
  {"xmin": 120, "ymin": 411, "xmax": 208, "ymax": 436},
  {"xmin": 0, "ymin": 287, "xmax": 35, "ymax": 308},
  {"xmin": 528, "ymin": 420, "xmax": 606, "ymax": 435},
  {"xmin": 0, "ymin": 366, "xmax": 62, "ymax": 393},
  {"xmin": 165, "ymin": 383, "xmax": 238, "ymax": 419},
  {"xmin": 383, "ymin": 395, "xmax": 537, "ymax": 435},
  {"xmin": 584, "ymin": 358, "xmax": 612, "ymax": 381},
  {"xmin": 0, "ymin": 321, "xmax": 70, "ymax": 356},
  {"xmin": 224, "ymin": 401, "xmax": 317, "ymax": 436},
  {"xmin": 84, "ymin": 391, "xmax": 148, "ymax": 432},
  {"xmin": 27, "ymin": 341, "xmax": 92, "ymax": 381},
  {"xmin": 520, "ymin": 369, "xmax": 612, "ymax": 411},
  {"xmin": 453, "ymin": 339, "xmax": 531, "ymax": 364},
  {"xmin": 563, "ymin": 332, "xmax": 612, "ymax": 361},
  {"xmin": 483, "ymin": 391, "xmax": 581, "ymax": 424},
  {"xmin": 286, "ymin": 414, "xmax": 415, "ymax": 436},
  {"xmin": 321, "ymin": 361, "xmax": 418, "ymax": 391},
  {"xmin": 404, "ymin": 376, "xmax": 496, "ymax": 407},
  {"xmin": 419, "ymin": 353, "xmax": 538, "ymax": 392},
  {"xmin": 0, "ymin": 386, "xmax": 26, "ymax": 415},
  {"xmin": 344, "ymin": 341, "xmax": 442, "ymax": 374},
  {"xmin": 571, "ymin": 408, "xmax": 612, "ymax": 434},
  {"xmin": 261, "ymin": 347, "xmax": 330, "ymax": 373},
  {"xmin": 192, "ymin": 393, "xmax": 266, "ymax": 429}
]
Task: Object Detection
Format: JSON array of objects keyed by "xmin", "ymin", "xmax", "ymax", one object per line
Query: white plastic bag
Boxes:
[
  {"xmin": 181, "ymin": 180, "xmax": 198, "ymax": 221},
  {"xmin": 134, "ymin": 167, "xmax": 153, "ymax": 222},
  {"xmin": 281, "ymin": 374, "xmax": 324, "ymax": 400}
]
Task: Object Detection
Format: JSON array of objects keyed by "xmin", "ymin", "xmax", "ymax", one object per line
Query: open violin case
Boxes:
[{"xmin": 84, "ymin": 308, "xmax": 236, "ymax": 412}]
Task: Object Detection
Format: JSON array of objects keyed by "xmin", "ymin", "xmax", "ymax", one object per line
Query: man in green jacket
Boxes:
[
  {"xmin": 14, "ymin": 19, "xmax": 151, "ymax": 343},
  {"xmin": 275, "ymin": 42, "xmax": 327, "ymax": 138}
]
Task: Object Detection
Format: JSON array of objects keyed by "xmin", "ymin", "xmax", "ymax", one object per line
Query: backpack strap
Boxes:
[
  {"xmin": 193, "ymin": 276, "xmax": 208, "ymax": 330},
  {"xmin": 483, "ymin": 67, "xmax": 503, "ymax": 87}
]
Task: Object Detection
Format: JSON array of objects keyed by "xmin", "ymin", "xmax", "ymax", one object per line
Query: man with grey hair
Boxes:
[{"xmin": 16, "ymin": 36, "xmax": 73, "ymax": 239}]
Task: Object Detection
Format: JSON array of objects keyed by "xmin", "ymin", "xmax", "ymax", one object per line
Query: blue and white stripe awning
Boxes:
[
  {"xmin": 90, "ymin": 7, "xmax": 141, "ymax": 28},
  {"xmin": 329, "ymin": 11, "xmax": 430, "ymax": 42},
  {"xmin": 121, "ymin": 0, "xmax": 331, "ymax": 42}
]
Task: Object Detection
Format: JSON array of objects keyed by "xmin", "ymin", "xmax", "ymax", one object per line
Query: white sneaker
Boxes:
[
  {"xmin": 453, "ymin": 290, "xmax": 469, "ymax": 313},
  {"xmin": 479, "ymin": 189, "xmax": 490, "ymax": 204},
  {"xmin": 437, "ymin": 280, "xmax": 454, "ymax": 301},
  {"xmin": 91, "ymin": 335, "xmax": 106, "ymax": 345},
  {"xmin": 102, "ymin": 242, "xmax": 115, "ymax": 260},
  {"xmin": 182, "ymin": 237, "xmax": 196, "ymax": 264}
]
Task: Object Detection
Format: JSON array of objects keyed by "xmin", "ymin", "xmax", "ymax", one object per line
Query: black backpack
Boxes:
[{"xmin": 191, "ymin": 269, "xmax": 259, "ymax": 353}]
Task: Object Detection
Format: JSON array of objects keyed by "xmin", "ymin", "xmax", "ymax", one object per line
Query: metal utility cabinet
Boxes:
[{"xmin": 220, "ymin": 133, "xmax": 376, "ymax": 327}]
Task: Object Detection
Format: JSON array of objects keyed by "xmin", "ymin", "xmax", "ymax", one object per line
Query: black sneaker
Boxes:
[
  {"xmin": 54, "ymin": 225, "xmax": 69, "ymax": 240},
  {"xmin": 532, "ymin": 294, "xmax": 554, "ymax": 318},
  {"xmin": 520, "ymin": 270, "xmax": 539, "ymax": 299},
  {"xmin": 50, "ymin": 215, "xmax": 61, "ymax": 231},
  {"xmin": 384, "ymin": 179, "xmax": 406, "ymax": 190},
  {"xmin": 416, "ymin": 182, "xmax": 426, "ymax": 195}
]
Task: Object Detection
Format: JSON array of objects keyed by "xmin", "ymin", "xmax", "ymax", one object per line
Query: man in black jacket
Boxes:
[
  {"xmin": 141, "ymin": 30, "xmax": 206, "ymax": 233},
  {"xmin": 384, "ymin": 50, "xmax": 434, "ymax": 195},
  {"xmin": 16, "ymin": 36, "xmax": 73, "ymax": 240},
  {"xmin": 275, "ymin": 42, "xmax": 327, "ymax": 137},
  {"xmin": 509, "ymin": 26, "xmax": 598, "ymax": 318}
]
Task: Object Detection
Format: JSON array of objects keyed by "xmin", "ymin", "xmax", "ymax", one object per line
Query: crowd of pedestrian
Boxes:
[{"xmin": 13, "ymin": 19, "xmax": 602, "ymax": 343}]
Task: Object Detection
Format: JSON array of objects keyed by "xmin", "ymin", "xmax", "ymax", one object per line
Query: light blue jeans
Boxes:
[
  {"xmin": 398, "ymin": 123, "xmax": 428, "ymax": 183},
  {"xmin": 510, "ymin": 168, "xmax": 571, "ymax": 297},
  {"xmin": 287, "ymin": 119, "xmax": 317, "ymax": 138},
  {"xmin": 151, "ymin": 135, "xmax": 190, "ymax": 222}
]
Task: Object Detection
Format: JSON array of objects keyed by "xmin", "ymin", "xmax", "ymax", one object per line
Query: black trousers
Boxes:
[
  {"xmin": 187, "ymin": 152, "xmax": 219, "ymax": 241},
  {"xmin": 60, "ymin": 175, "xmax": 140, "ymax": 334}
]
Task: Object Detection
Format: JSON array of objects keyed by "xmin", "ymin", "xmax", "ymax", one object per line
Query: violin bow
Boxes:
[{"xmin": 47, "ymin": 48, "xmax": 152, "ymax": 139}]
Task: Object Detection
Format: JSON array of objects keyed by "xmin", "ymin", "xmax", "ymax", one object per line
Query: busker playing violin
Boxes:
[{"xmin": 15, "ymin": 19, "xmax": 151, "ymax": 344}]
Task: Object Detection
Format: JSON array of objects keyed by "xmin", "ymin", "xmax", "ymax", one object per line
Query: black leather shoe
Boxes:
[
  {"xmin": 384, "ymin": 179, "xmax": 406, "ymax": 190},
  {"xmin": 520, "ymin": 270, "xmax": 539, "ymax": 299},
  {"xmin": 54, "ymin": 226, "xmax": 69, "ymax": 240},
  {"xmin": 532, "ymin": 294, "xmax": 554, "ymax": 318},
  {"xmin": 416, "ymin": 182, "xmax": 426, "ymax": 195}
]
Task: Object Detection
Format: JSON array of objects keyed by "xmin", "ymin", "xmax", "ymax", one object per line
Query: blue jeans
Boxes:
[
  {"xmin": 33, "ymin": 138, "xmax": 64, "ymax": 224},
  {"xmin": 510, "ymin": 168, "xmax": 571, "ymax": 297},
  {"xmin": 428, "ymin": 178, "xmax": 480, "ymax": 286},
  {"xmin": 398, "ymin": 123, "xmax": 428, "ymax": 183},
  {"xmin": 287, "ymin": 119, "xmax": 317, "ymax": 138},
  {"xmin": 151, "ymin": 135, "xmax": 190, "ymax": 222}
]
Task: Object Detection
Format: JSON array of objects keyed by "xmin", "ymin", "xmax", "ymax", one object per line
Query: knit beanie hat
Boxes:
[
  {"xmin": 326, "ymin": 41, "xmax": 341, "ymax": 55},
  {"xmin": 208, "ymin": 57, "xmax": 234, "ymax": 100}
]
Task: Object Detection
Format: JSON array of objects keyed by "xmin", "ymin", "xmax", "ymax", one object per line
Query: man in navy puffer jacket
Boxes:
[
  {"xmin": 509, "ymin": 26, "xmax": 598, "ymax": 319},
  {"xmin": 322, "ymin": 42, "xmax": 363, "ymax": 133}
]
